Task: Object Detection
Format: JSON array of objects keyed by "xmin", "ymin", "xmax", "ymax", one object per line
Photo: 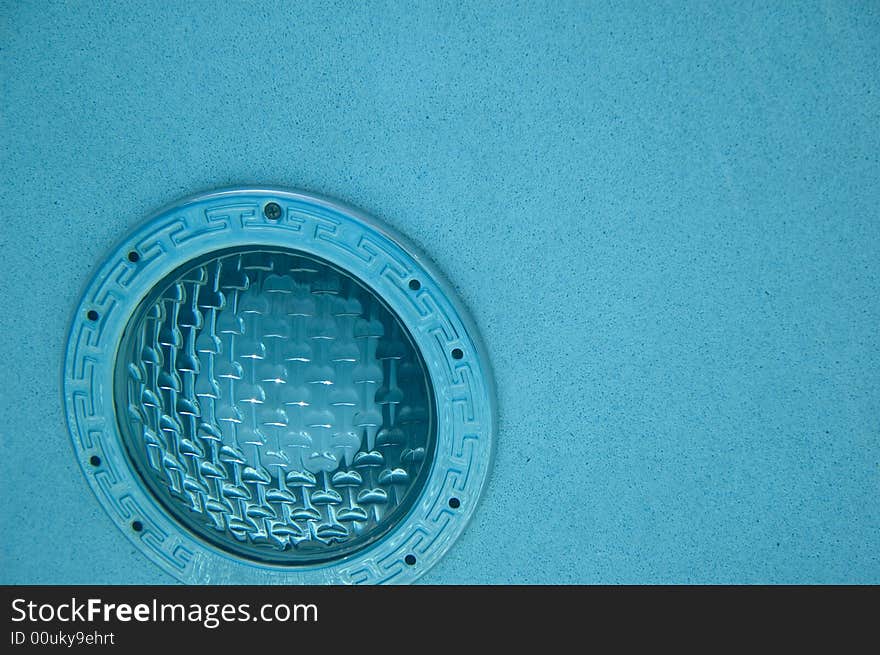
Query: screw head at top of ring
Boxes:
[{"xmin": 263, "ymin": 202, "xmax": 283, "ymax": 220}]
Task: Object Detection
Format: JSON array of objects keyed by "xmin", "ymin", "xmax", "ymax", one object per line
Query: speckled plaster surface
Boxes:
[{"xmin": 1, "ymin": 1, "xmax": 878, "ymax": 584}]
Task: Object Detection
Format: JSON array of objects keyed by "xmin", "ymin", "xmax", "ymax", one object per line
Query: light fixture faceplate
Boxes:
[{"xmin": 63, "ymin": 188, "xmax": 495, "ymax": 584}]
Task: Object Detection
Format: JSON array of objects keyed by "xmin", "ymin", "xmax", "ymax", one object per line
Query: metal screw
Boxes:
[{"xmin": 263, "ymin": 202, "xmax": 282, "ymax": 220}]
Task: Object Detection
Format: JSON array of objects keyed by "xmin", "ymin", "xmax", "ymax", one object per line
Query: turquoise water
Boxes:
[{"xmin": 1, "ymin": 1, "xmax": 878, "ymax": 583}]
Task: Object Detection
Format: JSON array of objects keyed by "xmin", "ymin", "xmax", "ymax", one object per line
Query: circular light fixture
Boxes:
[{"xmin": 64, "ymin": 188, "xmax": 495, "ymax": 584}]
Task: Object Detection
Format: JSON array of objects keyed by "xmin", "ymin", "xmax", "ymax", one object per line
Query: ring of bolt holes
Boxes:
[{"xmin": 88, "ymin": 226, "xmax": 468, "ymax": 565}]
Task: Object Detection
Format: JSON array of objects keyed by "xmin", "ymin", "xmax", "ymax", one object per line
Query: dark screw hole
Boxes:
[
  {"xmin": 127, "ymin": 251, "xmax": 140, "ymax": 263},
  {"xmin": 404, "ymin": 554, "xmax": 416, "ymax": 566},
  {"xmin": 451, "ymin": 348, "xmax": 463, "ymax": 360},
  {"xmin": 408, "ymin": 279, "xmax": 421, "ymax": 291},
  {"xmin": 86, "ymin": 310, "xmax": 99, "ymax": 321},
  {"xmin": 89, "ymin": 455, "xmax": 101, "ymax": 467},
  {"xmin": 263, "ymin": 202, "xmax": 282, "ymax": 220},
  {"xmin": 449, "ymin": 497, "xmax": 461, "ymax": 509},
  {"xmin": 131, "ymin": 521, "xmax": 143, "ymax": 532}
]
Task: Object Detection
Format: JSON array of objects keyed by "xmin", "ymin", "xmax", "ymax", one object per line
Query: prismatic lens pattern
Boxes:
[{"xmin": 117, "ymin": 248, "xmax": 435, "ymax": 563}]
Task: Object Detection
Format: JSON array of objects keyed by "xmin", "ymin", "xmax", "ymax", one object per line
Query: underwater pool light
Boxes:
[{"xmin": 63, "ymin": 188, "xmax": 495, "ymax": 584}]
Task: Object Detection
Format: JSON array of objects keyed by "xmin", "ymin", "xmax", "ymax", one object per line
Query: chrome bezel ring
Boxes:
[{"xmin": 63, "ymin": 188, "xmax": 496, "ymax": 584}]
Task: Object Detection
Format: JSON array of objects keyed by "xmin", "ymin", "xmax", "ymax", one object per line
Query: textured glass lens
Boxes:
[{"xmin": 115, "ymin": 247, "xmax": 435, "ymax": 563}]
